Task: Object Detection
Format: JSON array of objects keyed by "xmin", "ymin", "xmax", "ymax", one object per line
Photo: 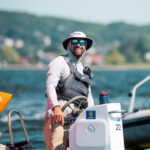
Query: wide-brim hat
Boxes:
[{"xmin": 62, "ymin": 31, "xmax": 93, "ymax": 50}]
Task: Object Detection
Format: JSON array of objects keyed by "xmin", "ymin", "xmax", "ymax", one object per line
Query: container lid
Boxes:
[{"xmin": 100, "ymin": 91, "xmax": 108, "ymax": 96}]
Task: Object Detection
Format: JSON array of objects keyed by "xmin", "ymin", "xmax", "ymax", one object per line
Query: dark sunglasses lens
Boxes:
[
  {"xmin": 71, "ymin": 39, "xmax": 78, "ymax": 45},
  {"xmin": 79, "ymin": 40, "xmax": 87, "ymax": 46},
  {"xmin": 71, "ymin": 39, "xmax": 87, "ymax": 46}
]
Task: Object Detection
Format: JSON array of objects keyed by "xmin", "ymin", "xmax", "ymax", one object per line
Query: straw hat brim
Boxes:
[{"xmin": 62, "ymin": 37, "xmax": 93, "ymax": 50}]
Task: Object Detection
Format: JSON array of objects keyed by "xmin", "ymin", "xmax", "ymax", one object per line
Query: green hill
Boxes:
[{"xmin": 0, "ymin": 10, "xmax": 150, "ymax": 65}]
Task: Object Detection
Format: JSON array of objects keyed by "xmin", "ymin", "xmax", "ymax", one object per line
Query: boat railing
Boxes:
[{"xmin": 128, "ymin": 75, "xmax": 150, "ymax": 113}]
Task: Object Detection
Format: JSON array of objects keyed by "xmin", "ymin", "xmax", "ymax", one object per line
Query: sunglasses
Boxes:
[{"xmin": 71, "ymin": 39, "xmax": 87, "ymax": 46}]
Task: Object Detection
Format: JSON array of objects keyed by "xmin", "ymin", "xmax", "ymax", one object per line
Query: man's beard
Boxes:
[{"xmin": 71, "ymin": 46, "xmax": 85, "ymax": 59}]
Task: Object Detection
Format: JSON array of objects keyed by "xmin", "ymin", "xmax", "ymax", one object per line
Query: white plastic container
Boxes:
[{"xmin": 69, "ymin": 103, "xmax": 125, "ymax": 150}]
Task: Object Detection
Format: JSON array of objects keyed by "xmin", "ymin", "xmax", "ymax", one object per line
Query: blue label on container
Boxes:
[{"xmin": 86, "ymin": 110, "xmax": 96, "ymax": 119}]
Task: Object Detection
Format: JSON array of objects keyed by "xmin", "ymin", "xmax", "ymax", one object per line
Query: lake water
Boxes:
[{"xmin": 0, "ymin": 68, "xmax": 150, "ymax": 149}]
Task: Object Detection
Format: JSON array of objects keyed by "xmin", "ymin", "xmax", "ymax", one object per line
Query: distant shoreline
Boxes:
[
  {"xmin": 93, "ymin": 64, "xmax": 150, "ymax": 71},
  {"xmin": 0, "ymin": 64, "xmax": 150, "ymax": 71}
]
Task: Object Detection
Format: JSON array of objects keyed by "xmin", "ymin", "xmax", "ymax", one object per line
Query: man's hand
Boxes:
[{"xmin": 53, "ymin": 106, "xmax": 64, "ymax": 125}]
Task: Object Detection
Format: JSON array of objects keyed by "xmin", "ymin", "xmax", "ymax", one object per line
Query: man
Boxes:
[{"xmin": 43, "ymin": 31, "xmax": 94, "ymax": 150}]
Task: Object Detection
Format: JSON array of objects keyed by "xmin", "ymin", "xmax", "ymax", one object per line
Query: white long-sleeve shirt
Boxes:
[{"xmin": 45, "ymin": 51, "xmax": 94, "ymax": 113}]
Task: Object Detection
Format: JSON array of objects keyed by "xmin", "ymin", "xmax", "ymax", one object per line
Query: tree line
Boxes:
[{"xmin": 0, "ymin": 11, "xmax": 150, "ymax": 65}]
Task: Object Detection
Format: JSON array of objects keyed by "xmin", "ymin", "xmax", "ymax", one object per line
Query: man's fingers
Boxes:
[
  {"xmin": 54, "ymin": 114, "xmax": 64, "ymax": 125},
  {"xmin": 62, "ymin": 116, "xmax": 64, "ymax": 125},
  {"xmin": 61, "ymin": 115, "xmax": 64, "ymax": 125},
  {"xmin": 56, "ymin": 115, "xmax": 61, "ymax": 122},
  {"xmin": 53, "ymin": 106, "xmax": 64, "ymax": 124}
]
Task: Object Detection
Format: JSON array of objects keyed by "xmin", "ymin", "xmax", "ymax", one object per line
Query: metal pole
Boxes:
[{"xmin": 128, "ymin": 75, "xmax": 150, "ymax": 113}]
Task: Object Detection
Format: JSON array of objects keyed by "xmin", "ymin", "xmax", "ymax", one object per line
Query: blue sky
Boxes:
[{"xmin": 0, "ymin": 0, "xmax": 150, "ymax": 25}]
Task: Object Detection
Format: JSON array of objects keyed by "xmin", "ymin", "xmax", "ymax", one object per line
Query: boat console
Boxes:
[{"xmin": 69, "ymin": 103, "xmax": 125, "ymax": 150}]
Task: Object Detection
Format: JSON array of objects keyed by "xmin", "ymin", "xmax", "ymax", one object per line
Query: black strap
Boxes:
[{"xmin": 61, "ymin": 54, "xmax": 76, "ymax": 74}]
